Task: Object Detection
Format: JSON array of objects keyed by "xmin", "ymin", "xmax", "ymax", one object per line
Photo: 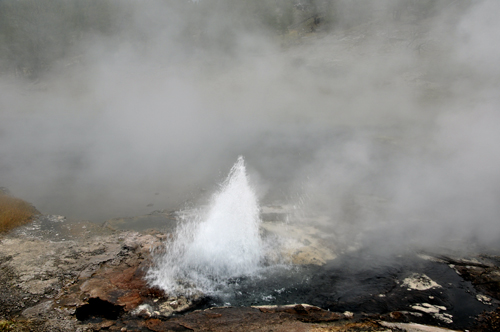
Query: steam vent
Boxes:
[{"xmin": 1, "ymin": 1, "xmax": 500, "ymax": 331}]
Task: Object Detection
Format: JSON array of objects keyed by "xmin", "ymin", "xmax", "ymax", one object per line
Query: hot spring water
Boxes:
[
  {"xmin": 146, "ymin": 157, "xmax": 489, "ymax": 328},
  {"xmin": 147, "ymin": 156, "xmax": 265, "ymax": 295}
]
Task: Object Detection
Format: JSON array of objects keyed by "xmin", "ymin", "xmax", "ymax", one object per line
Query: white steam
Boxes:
[{"xmin": 1, "ymin": 0, "xmax": 499, "ymax": 252}]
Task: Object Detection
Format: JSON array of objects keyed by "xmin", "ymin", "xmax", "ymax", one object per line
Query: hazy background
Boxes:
[{"xmin": 1, "ymin": 0, "xmax": 499, "ymax": 251}]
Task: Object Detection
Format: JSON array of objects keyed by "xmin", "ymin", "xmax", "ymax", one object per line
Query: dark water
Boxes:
[{"xmin": 202, "ymin": 251, "xmax": 493, "ymax": 330}]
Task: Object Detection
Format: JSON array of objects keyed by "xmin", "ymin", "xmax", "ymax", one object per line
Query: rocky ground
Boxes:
[{"xmin": 1, "ymin": 209, "xmax": 499, "ymax": 332}]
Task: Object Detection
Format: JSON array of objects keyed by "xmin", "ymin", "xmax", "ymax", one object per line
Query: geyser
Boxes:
[{"xmin": 147, "ymin": 156, "xmax": 263, "ymax": 295}]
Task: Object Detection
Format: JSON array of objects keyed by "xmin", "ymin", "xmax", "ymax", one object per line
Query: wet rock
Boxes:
[
  {"xmin": 138, "ymin": 305, "xmax": 426, "ymax": 331},
  {"xmin": 131, "ymin": 303, "xmax": 155, "ymax": 318},
  {"xmin": 476, "ymin": 294, "xmax": 493, "ymax": 305},
  {"xmin": 11, "ymin": 214, "xmax": 111, "ymax": 242},
  {"xmin": 261, "ymin": 222, "xmax": 337, "ymax": 265},
  {"xmin": 104, "ymin": 210, "xmax": 178, "ymax": 232},
  {"xmin": 380, "ymin": 321, "xmax": 460, "ymax": 332},
  {"xmin": 409, "ymin": 303, "xmax": 453, "ymax": 324},
  {"xmin": 432, "ymin": 253, "xmax": 500, "ymax": 301},
  {"xmin": 157, "ymin": 296, "xmax": 195, "ymax": 317},
  {"xmin": 474, "ymin": 306, "xmax": 500, "ymax": 331},
  {"xmin": 454, "ymin": 264, "xmax": 500, "ymax": 301},
  {"xmin": 401, "ymin": 273, "xmax": 441, "ymax": 291},
  {"xmin": 140, "ymin": 306, "xmax": 349, "ymax": 332},
  {"xmin": 255, "ymin": 304, "xmax": 345, "ymax": 322}
]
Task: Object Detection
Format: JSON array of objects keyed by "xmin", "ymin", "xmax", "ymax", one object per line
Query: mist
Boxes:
[{"xmin": 1, "ymin": 0, "xmax": 499, "ymax": 252}]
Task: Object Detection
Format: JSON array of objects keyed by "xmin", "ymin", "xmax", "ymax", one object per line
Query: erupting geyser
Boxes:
[{"xmin": 147, "ymin": 156, "xmax": 263, "ymax": 295}]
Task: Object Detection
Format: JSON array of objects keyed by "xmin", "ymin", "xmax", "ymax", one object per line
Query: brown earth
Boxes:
[{"xmin": 0, "ymin": 191, "xmax": 39, "ymax": 233}]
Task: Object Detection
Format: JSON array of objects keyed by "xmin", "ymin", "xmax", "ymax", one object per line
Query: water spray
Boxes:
[{"xmin": 147, "ymin": 156, "xmax": 263, "ymax": 295}]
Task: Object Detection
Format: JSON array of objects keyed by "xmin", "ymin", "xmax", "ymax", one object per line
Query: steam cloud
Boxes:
[{"xmin": 1, "ymin": 0, "xmax": 499, "ymax": 252}]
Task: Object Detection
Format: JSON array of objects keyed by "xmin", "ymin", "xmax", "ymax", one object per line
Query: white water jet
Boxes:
[{"xmin": 147, "ymin": 156, "xmax": 263, "ymax": 295}]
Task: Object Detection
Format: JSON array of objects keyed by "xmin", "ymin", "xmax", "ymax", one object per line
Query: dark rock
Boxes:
[
  {"xmin": 21, "ymin": 301, "xmax": 53, "ymax": 319},
  {"xmin": 75, "ymin": 298, "xmax": 124, "ymax": 321},
  {"xmin": 436, "ymin": 254, "xmax": 500, "ymax": 301},
  {"xmin": 257, "ymin": 304, "xmax": 344, "ymax": 322},
  {"xmin": 473, "ymin": 306, "xmax": 500, "ymax": 332},
  {"xmin": 143, "ymin": 318, "xmax": 194, "ymax": 332},
  {"xmin": 138, "ymin": 306, "xmax": 386, "ymax": 332}
]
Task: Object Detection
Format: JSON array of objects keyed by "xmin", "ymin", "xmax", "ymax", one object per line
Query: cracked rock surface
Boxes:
[{"xmin": 0, "ymin": 216, "xmax": 168, "ymax": 331}]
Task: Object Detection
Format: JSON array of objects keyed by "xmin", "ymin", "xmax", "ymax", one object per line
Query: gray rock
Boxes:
[{"xmin": 22, "ymin": 300, "xmax": 53, "ymax": 319}]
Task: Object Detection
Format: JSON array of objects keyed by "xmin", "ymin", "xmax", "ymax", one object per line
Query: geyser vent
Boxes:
[{"xmin": 147, "ymin": 156, "xmax": 263, "ymax": 295}]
